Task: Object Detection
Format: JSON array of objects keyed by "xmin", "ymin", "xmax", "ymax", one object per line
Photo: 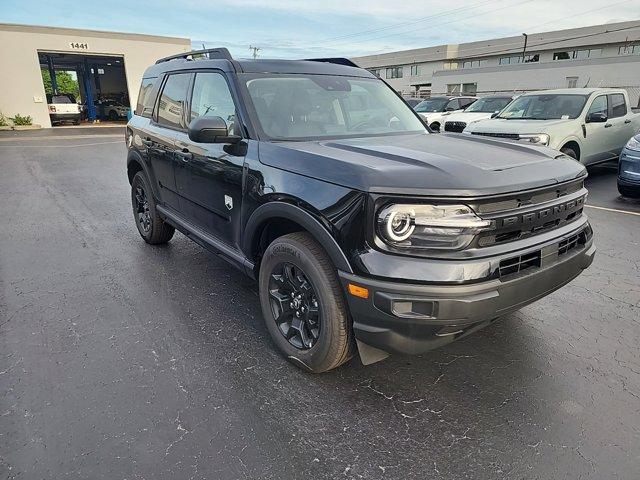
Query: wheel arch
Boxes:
[
  {"xmin": 243, "ymin": 202, "xmax": 353, "ymax": 274},
  {"xmin": 560, "ymin": 139, "xmax": 581, "ymax": 161}
]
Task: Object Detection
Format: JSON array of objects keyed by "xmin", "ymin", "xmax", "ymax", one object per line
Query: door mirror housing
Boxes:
[
  {"xmin": 188, "ymin": 116, "xmax": 241, "ymax": 144},
  {"xmin": 586, "ymin": 112, "xmax": 607, "ymax": 123}
]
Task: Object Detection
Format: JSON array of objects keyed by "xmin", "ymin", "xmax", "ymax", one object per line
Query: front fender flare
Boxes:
[{"xmin": 242, "ymin": 201, "xmax": 353, "ymax": 274}]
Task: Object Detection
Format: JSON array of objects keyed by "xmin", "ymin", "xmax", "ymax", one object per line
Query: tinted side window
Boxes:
[
  {"xmin": 609, "ymin": 94, "xmax": 627, "ymax": 118},
  {"xmin": 156, "ymin": 73, "xmax": 190, "ymax": 129},
  {"xmin": 460, "ymin": 98, "xmax": 475, "ymax": 109},
  {"xmin": 446, "ymin": 99, "xmax": 459, "ymax": 110},
  {"xmin": 587, "ymin": 96, "xmax": 607, "ymax": 116},
  {"xmin": 136, "ymin": 77, "xmax": 156, "ymax": 117},
  {"xmin": 190, "ymin": 72, "xmax": 236, "ymax": 134}
]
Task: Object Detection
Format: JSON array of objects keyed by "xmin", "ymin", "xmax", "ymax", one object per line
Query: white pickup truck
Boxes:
[
  {"xmin": 463, "ymin": 88, "xmax": 640, "ymax": 165},
  {"xmin": 47, "ymin": 93, "xmax": 81, "ymax": 125}
]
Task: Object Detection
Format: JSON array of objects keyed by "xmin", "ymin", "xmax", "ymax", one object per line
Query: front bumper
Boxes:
[
  {"xmin": 50, "ymin": 113, "xmax": 80, "ymax": 122},
  {"xmin": 618, "ymin": 150, "xmax": 640, "ymax": 193},
  {"xmin": 339, "ymin": 226, "xmax": 595, "ymax": 355}
]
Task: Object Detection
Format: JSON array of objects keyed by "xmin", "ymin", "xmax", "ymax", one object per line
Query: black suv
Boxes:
[{"xmin": 126, "ymin": 49, "xmax": 595, "ymax": 372}]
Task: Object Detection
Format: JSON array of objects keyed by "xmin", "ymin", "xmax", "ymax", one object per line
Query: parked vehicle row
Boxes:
[
  {"xmin": 414, "ymin": 96, "xmax": 477, "ymax": 131},
  {"xmin": 127, "ymin": 49, "xmax": 594, "ymax": 372},
  {"xmin": 463, "ymin": 88, "xmax": 640, "ymax": 166}
]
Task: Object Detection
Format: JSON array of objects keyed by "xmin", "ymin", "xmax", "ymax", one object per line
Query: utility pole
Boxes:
[
  {"xmin": 521, "ymin": 33, "xmax": 528, "ymax": 63},
  {"xmin": 249, "ymin": 45, "xmax": 261, "ymax": 59}
]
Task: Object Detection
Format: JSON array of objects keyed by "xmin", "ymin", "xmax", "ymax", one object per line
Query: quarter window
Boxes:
[
  {"xmin": 136, "ymin": 77, "xmax": 156, "ymax": 117},
  {"xmin": 609, "ymin": 94, "xmax": 627, "ymax": 118},
  {"xmin": 156, "ymin": 73, "xmax": 191, "ymax": 129},
  {"xmin": 190, "ymin": 72, "xmax": 237, "ymax": 134}
]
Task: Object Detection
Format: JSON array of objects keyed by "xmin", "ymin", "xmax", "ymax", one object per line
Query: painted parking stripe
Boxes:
[{"xmin": 585, "ymin": 204, "xmax": 640, "ymax": 217}]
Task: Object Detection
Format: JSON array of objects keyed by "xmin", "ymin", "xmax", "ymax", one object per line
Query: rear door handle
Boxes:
[{"xmin": 174, "ymin": 149, "xmax": 193, "ymax": 162}]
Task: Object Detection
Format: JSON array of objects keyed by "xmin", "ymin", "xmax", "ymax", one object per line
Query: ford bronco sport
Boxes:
[{"xmin": 126, "ymin": 49, "xmax": 595, "ymax": 372}]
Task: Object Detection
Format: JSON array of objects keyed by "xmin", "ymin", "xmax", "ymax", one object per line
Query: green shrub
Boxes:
[
  {"xmin": 10, "ymin": 114, "xmax": 33, "ymax": 126},
  {"xmin": 0, "ymin": 112, "xmax": 8, "ymax": 127}
]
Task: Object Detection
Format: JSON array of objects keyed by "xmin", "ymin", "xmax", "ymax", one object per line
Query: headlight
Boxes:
[
  {"xmin": 517, "ymin": 133, "xmax": 550, "ymax": 146},
  {"xmin": 625, "ymin": 136, "xmax": 640, "ymax": 151},
  {"xmin": 377, "ymin": 204, "xmax": 491, "ymax": 250}
]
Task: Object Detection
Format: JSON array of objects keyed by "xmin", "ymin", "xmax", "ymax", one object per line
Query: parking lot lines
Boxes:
[{"xmin": 585, "ymin": 204, "xmax": 640, "ymax": 217}]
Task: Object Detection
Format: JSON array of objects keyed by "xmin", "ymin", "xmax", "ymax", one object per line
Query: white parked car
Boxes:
[
  {"xmin": 442, "ymin": 95, "xmax": 516, "ymax": 133},
  {"xmin": 47, "ymin": 93, "xmax": 81, "ymax": 125},
  {"xmin": 413, "ymin": 96, "xmax": 477, "ymax": 132},
  {"xmin": 463, "ymin": 88, "xmax": 640, "ymax": 165}
]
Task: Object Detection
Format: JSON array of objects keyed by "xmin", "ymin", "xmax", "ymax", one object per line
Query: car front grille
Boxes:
[
  {"xmin": 471, "ymin": 179, "xmax": 587, "ymax": 248},
  {"xmin": 444, "ymin": 121, "xmax": 467, "ymax": 133},
  {"xmin": 498, "ymin": 229, "xmax": 589, "ymax": 279},
  {"xmin": 471, "ymin": 132, "xmax": 520, "ymax": 140}
]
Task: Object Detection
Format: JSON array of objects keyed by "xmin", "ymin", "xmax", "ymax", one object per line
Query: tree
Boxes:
[{"xmin": 40, "ymin": 69, "xmax": 81, "ymax": 100}]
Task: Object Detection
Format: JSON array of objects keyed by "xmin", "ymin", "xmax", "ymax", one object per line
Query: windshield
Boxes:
[
  {"xmin": 245, "ymin": 75, "xmax": 425, "ymax": 140},
  {"xmin": 415, "ymin": 98, "xmax": 448, "ymax": 113},
  {"xmin": 465, "ymin": 97, "xmax": 513, "ymax": 113},
  {"xmin": 48, "ymin": 95, "xmax": 75, "ymax": 104},
  {"xmin": 497, "ymin": 94, "xmax": 588, "ymax": 120}
]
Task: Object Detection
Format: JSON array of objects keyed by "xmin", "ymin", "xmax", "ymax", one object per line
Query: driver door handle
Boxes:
[
  {"xmin": 174, "ymin": 149, "xmax": 193, "ymax": 162},
  {"xmin": 604, "ymin": 123, "xmax": 612, "ymax": 128},
  {"xmin": 625, "ymin": 119, "xmax": 632, "ymax": 124}
]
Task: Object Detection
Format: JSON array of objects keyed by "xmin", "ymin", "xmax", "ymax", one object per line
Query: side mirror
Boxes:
[
  {"xmin": 586, "ymin": 112, "xmax": 607, "ymax": 123},
  {"xmin": 491, "ymin": 112, "xmax": 500, "ymax": 118},
  {"xmin": 188, "ymin": 116, "xmax": 241, "ymax": 144}
]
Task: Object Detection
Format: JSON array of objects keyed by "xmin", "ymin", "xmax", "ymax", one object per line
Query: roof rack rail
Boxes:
[
  {"xmin": 155, "ymin": 48, "xmax": 234, "ymax": 64},
  {"xmin": 304, "ymin": 58, "xmax": 360, "ymax": 68}
]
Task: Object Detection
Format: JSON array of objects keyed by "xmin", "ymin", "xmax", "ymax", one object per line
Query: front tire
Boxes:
[
  {"xmin": 131, "ymin": 171, "xmax": 174, "ymax": 244},
  {"xmin": 259, "ymin": 232, "xmax": 354, "ymax": 373},
  {"xmin": 560, "ymin": 146, "xmax": 578, "ymax": 160}
]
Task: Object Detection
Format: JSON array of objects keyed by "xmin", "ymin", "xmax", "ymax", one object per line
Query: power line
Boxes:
[
  {"xmin": 322, "ymin": 0, "xmax": 536, "ymax": 47},
  {"xmin": 317, "ymin": 0, "xmax": 497, "ymax": 43}
]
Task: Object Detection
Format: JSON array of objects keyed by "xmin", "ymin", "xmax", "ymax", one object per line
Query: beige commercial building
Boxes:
[
  {"xmin": 352, "ymin": 20, "xmax": 640, "ymax": 105},
  {"xmin": 0, "ymin": 23, "xmax": 191, "ymax": 128}
]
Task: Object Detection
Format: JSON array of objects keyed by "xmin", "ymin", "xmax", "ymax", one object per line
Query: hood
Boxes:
[
  {"xmin": 443, "ymin": 112, "xmax": 495, "ymax": 125},
  {"xmin": 464, "ymin": 117, "xmax": 571, "ymax": 134},
  {"xmin": 258, "ymin": 133, "xmax": 586, "ymax": 196}
]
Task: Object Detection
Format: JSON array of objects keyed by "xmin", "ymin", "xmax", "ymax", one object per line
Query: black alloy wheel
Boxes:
[
  {"xmin": 268, "ymin": 262, "xmax": 321, "ymax": 350},
  {"xmin": 134, "ymin": 183, "xmax": 152, "ymax": 234}
]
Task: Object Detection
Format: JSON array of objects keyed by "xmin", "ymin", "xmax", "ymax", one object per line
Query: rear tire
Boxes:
[
  {"xmin": 259, "ymin": 232, "xmax": 355, "ymax": 373},
  {"xmin": 131, "ymin": 171, "xmax": 174, "ymax": 244},
  {"xmin": 618, "ymin": 182, "xmax": 640, "ymax": 198},
  {"xmin": 560, "ymin": 146, "xmax": 578, "ymax": 160}
]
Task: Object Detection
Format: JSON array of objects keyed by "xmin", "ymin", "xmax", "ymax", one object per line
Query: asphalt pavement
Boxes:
[{"xmin": 1, "ymin": 130, "xmax": 639, "ymax": 479}]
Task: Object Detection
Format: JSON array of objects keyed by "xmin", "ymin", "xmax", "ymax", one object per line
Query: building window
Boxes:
[
  {"xmin": 446, "ymin": 83, "xmax": 462, "ymax": 95},
  {"xmin": 498, "ymin": 54, "xmax": 538, "ymax": 65},
  {"xmin": 618, "ymin": 44, "xmax": 640, "ymax": 55},
  {"xmin": 368, "ymin": 68, "xmax": 381, "ymax": 78},
  {"xmin": 410, "ymin": 64, "xmax": 420, "ymax": 76},
  {"xmin": 566, "ymin": 77, "xmax": 578, "ymax": 88},
  {"xmin": 461, "ymin": 59, "xmax": 488, "ymax": 69},
  {"xmin": 462, "ymin": 83, "xmax": 477, "ymax": 95},
  {"xmin": 554, "ymin": 49, "xmax": 601, "ymax": 61},
  {"xmin": 443, "ymin": 61, "xmax": 459, "ymax": 70},
  {"xmin": 386, "ymin": 67, "xmax": 403, "ymax": 79}
]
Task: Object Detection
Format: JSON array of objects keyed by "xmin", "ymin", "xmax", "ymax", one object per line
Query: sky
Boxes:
[{"xmin": 2, "ymin": 0, "xmax": 639, "ymax": 58}]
